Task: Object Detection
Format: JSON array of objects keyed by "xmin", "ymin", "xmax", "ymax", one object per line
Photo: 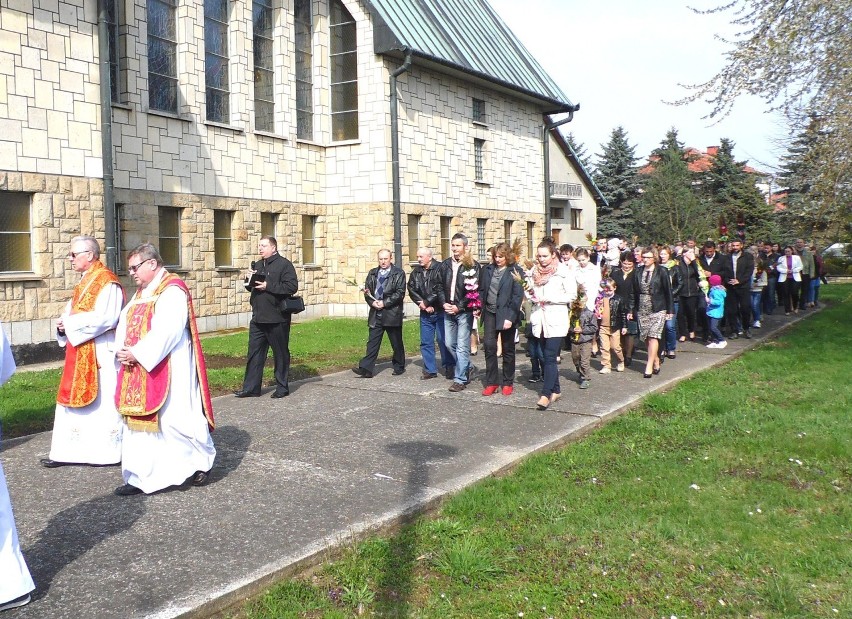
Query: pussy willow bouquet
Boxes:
[
  {"xmin": 343, "ymin": 277, "xmax": 376, "ymax": 301},
  {"xmin": 460, "ymin": 252, "xmax": 481, "ymax": 310}
]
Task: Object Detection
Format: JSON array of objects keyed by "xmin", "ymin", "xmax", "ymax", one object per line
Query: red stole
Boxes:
[
  {"xmin": 115, "ymin": 273, "xmax": 215, "ymax": 433},
  {"xmin": 56, "ymin": 261, "xmax": 123, "ymax": 408}
]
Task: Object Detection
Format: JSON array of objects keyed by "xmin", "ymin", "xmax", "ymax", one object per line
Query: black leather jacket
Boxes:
[
  {"xmin": 364, "ymin": 264, "xmax": 406, "ymax": 327},
  {"xmin": 632, "ymin": 265, "xmax": 674, "ymax": 316},
  {"xmin": 437, "ymin": 257, "xmax": 481, "ymax": 312},
  {"xmin": 600, "ymin": 293, "xmax": 627, "ymax": 330},
  {"xmin": 247, "ymin": 253, "xmax": 299, "ymax": 323},
  {"xmin": 677, "ymin": 258, "xmax": 702, "ymax": 297},
  {"xmin": 407, "ymin": 258, "xmax": 443, "ymax": 311}
]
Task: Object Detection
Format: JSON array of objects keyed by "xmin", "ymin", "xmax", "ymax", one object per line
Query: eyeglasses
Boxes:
[
  {"xmin": 67, "ymin": 250, "xmax": 92, "ymax": 259},
  {"xmin": 642, "ymin": 255, "xmax": 655, "ymax": 259},
  {"xmin": 127, "ymin": 259, "xmax": 152, "ymax": 274}
]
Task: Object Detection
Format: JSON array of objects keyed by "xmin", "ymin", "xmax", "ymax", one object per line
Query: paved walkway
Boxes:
[{"xmin": 1, "ymin": 310, "xmax": 810, "ymax": 618}]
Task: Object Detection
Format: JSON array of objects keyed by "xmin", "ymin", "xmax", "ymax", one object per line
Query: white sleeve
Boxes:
[
  {"xmin": 63, "ymin": 283, "xmax": 124, "ymax": 347},
  {"xmin": 129, "ymin": 286, "xmax": 189, "ymax": 372}
]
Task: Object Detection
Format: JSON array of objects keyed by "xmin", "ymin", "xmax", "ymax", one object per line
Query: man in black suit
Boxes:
[
  {"xmin": 698, "ymin": 241, "xmax": 731, "ymax": 342},
  {"xmin": 723, "ymin": 239, "xmax": 755, "ymax": 338},
  {"xmin": 235, "ymin": 236, "xmax": 299, "ymax": 398}
]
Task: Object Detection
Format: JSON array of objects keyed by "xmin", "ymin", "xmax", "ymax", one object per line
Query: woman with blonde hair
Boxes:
[{"xmin": 629, "ymin": 246, "xmax": 674, "ymax": 379}]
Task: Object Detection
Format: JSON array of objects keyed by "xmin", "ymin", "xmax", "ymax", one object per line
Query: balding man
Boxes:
[
  {"xmin": 353, "ymin": 249, "xmax": 407, "ymax": 378},
  {"xmin": 41, "ymin": 235, "xmax": 125, "ymax": 469},
  {"xmin": 407, "ymin": 247, "xmax": 450, "ymax": 379}
]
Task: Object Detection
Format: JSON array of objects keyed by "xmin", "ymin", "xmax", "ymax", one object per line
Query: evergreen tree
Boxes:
[
  {"xmin": 592, "ymin": 126, "xmax": 641, "ymax": 237},
  {"xmin": 563, "ymin": 132, "xmax": 592, "ymax": 171},
  {"xmin": 634, "ymin": 141, "xmax": 708, "ymax": 243},
  {"xmin": 701, "ymin": 138, "xmax": 780, "ymax": 242}
]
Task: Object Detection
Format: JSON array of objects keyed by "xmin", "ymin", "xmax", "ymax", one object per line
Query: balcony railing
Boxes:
[{"xmin": 549, "ymin": 182, "xmax": 582, "ymax": 199}]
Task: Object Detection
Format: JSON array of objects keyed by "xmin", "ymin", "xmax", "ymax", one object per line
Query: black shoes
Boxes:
[
  {"xmin": 743, "ymin": 331, "xmax": 752, "ymax": 339},
  {"xmin": 352, "ymin": 367, "xmax": 373, "ymax": 378},
  {"xmin": 190, "ymin": 470, "xmax": 210, "ymax": 486},
  {"xmin": 234, "ymin": 390, "xmax": 261, "ymax": 398},
  {"xmin": 40, "ymin": 458, "xmax": 70, "ymax": 468},
  {"xmin": 392, "ymin": 367, "xmax": 406, "ymax": 376},
  {"xmin": 271, "ymin": 390, "xmax": 289, "ymax": 398},
  {"xmin": 114, "ymin": 484, "xmax": 143, "ymax": 496}
]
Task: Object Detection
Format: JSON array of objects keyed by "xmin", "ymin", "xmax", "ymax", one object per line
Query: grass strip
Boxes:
[{"xmin": 241, "ymin": 283, "xmax": 851, "ymax": 619}]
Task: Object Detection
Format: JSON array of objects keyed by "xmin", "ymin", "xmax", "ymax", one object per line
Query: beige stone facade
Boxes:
[{"xmin": 1, "ymin": 0, "xmax": 592, "ymax": 349}]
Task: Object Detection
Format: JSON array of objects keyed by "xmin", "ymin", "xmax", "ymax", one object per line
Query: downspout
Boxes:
[
  {"xmin": 543, "ymin": 104, "xmax": 579, "ymax": 235},
  {"xmin": 390, "ymin": 49, "xmax": 412, "ymax": 266},
  {"xmin": 97, "ymin": 0, "xmax": 118, "ymax": 272}
]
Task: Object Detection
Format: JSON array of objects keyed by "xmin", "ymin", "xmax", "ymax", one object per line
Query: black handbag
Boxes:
[{"xmin": 280, "ymin": 295, "xmax": 306, "ymax": 314}]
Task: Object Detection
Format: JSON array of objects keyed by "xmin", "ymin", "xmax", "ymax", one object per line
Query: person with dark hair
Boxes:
[
  {"xmin": 763, "ymin": 241, "xmax": 780, "ymax": 315},
  {"xmin": 777, "ymin": 245, "xmax": 803, "ymax": 314},
  {"xmin": 113, "ymin": 244, "xmax": 215, "ymax": 496},
  {"xmin": 629, "ymin": 246, "xmax": 674, "ymax": 379},
  {"xmin": 439, "ymin": 233, "xmax": 481, "ymax": 392},
  {"xmin": 610, "ymin": 252, "xmax": 638, "ymax": 366},
  {"xmin": 722, "ymin": 239, "xmax": 755, "ymax": 339},
  {"xmin": 479, "ymin": 242, "xmax": 524, "ymax": 396},
  {"xmin": 676, "ymin": 247, "xmax": 702, "ymax": 342},
  {"xmin": 42, "ymin": 235, "xmax": 125, "ymax": 469},
  {"xmin": 235, "ymin": 236, "xmax": 299, "ymax": 398},
  {"xmin": 698, "ymin": 241, "xmax": 731, "ymax": 342},
  {"xmin": 353, "ymin": 249, "xmax": 407, "ymax": 378}
]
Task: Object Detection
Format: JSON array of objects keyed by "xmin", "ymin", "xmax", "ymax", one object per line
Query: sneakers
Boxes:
[
  {"xmin": 717, "ymin": 340, "xmax": 728, "ymax": 348},
  {"xmin": 527, "ymin": 375, "xmax": 541, "ymax": 383},
  {"xmin": 448, "ymin": 382, "xmax": 466, "ymax": 392},
  {"xmin": 616, "ymin": 363, "xmax": 625, "ymax": 372},
  {"xmin": 482, "ymin": 385, "xmax": 499, "ymax": 396},
  {"xmin": 599, "ymin": 367, "xmax": 611, "ymax": 374},
  {"xmin": 579, "ymin": 380, "xmax": 591, "ymax": 389},
  {"xmin": 753, "ymin": 320, "xmax": 762, "ymax": 328},
  {"xmin": 0, "ymin": 594, "xmax": 31, "ymax": 611},
  {"xmin": 706, "ymin": 342, "xmax": 719, "ymax": 348},
  {"xmin": 502, "ymin": 385, "xmax": 513, "ymax": 396}
]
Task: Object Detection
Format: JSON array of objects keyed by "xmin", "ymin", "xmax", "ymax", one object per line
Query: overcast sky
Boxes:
[{"xmin": 488, "ymin": 0, "xmax": 786, "ymax": 172}]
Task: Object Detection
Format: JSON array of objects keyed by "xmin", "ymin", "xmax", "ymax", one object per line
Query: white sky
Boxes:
[{"xmin": 488, "ymin": 0, "xmax": 787, "ymax": 172}]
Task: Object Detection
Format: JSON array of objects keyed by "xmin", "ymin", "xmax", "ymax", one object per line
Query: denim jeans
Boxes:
[
  {"xmin": 664, "ymin": 301, "xmax": 678, "ymax": 353},
  {"xmin": 809, "ymin": 278, "xmax": 821, "ymax": 305},
  {"xmin": 419, "ymin": 311, "xmax": 450, "ymax": 374},
  {"xmin": 444, "ymin": 311, "xmax": 473, "ymax": 384},
  {"xmin": 708, "ymin": 317, "xmax": 725, "ymax": 343},
  {"xmin": 750, "ymin": 291, "xmax": 762, "ymax": 324},
  {"xmin": 541, "ymin": 336, "xmax": 563, "ymax": 398},
  {"xmin": 763, "ymin": 277, "xmax": 777, "ymax": 314},
  {"xmin": 527, "ymin": 335, "xmax": 544, "ymax": 378}
]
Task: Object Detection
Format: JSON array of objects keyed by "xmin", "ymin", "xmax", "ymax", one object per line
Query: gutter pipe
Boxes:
[
  {"xmin": 543, "ymin": 104, "xmax": 579, "ymax": 235},
  {"xmin": 389, "ymin": 49, "xmax": 412, "ymax": 266},
  {"xmin": 97, "ymin": 0, "xmax": 118, "ymax": 272}
]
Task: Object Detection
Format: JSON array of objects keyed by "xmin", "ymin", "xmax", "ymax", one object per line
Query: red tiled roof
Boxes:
[{"xmin": 639, "ymin": 146, "xmax": 764, "ymax": 175}]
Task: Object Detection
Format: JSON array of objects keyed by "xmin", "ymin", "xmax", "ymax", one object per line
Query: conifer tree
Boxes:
[
  {"xmin": 592, "ymin": 126, "xmax": 641, "ymax": 237},
  {"xmin": 564, "ymin": 132, "xmax": 592, "ymax": 171}
]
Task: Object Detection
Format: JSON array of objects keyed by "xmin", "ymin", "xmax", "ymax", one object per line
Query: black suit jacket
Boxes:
[
  {"xmin": 724, "ymin": 251, "xmax": 755, "ymax": 289},
  {"xmin": 248, "ymin": 253, "xmax": 299, "ymax": 323},
  {"xmin": 698, "ymin": 253, "xmax": 731, "ymax": 281}
]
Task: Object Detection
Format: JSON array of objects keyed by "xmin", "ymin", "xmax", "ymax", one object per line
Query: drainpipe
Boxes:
[
  {"xmin": 543, "ymin": 104, "xmax": 579, "ymax": 235},
  {"xmin": 97, "ymin": 0, "xmax": 118, "ymax": 272},
  {"xmin": 390, "ymin": 49, "xmax": 412, "ymax": 266}
]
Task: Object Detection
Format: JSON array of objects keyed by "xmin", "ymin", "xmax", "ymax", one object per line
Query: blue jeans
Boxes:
[
  {"xmin": 764, "ymin": 277, "xmax": 777, "ymax": 314},
  {"xmin": 527, "ymin": 335, "xmax": 544, "ymax": 378},
  {"xmin": 708, "ymin": 317, "xmax": 725, "ymax": 343},
  {"xmin": 444, "ymin": 311, "xmax": 473, "ymax": 384},
  {"xmin": 419, "ymin": 311, "xmax": 450, "ymax": 374},
  {"xmin": 750, "ymin": 291, "xmax": 762, "ymax": 324},
  {"xmin": 664, "ymin": 301, "xmax": 678, "ymax": 353},
  {"xmin": 541, "ymin": 336, "xmax": 563, "ymax": 398},
  {"xmin": 809, "ymin": 278, "xmax": 821, "ymax": 305}
]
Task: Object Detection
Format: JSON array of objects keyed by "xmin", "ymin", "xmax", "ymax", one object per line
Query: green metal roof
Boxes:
[{"xmin": 364, "ymin": 0, "xmax": 576, "ymax": 112}]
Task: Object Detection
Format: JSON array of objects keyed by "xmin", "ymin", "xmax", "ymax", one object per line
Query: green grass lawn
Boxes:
[
  {"xmin": 241, "ymin": 284, "xmax": 852, "ymax": 619},
  {"xmin": 0, "ymin": 318, "xmax": 421, "ymax": 439}
]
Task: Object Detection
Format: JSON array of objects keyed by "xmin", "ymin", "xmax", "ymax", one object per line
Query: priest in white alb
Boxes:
[
  {"xmin": 1, "ymin": 321, "xmax": 35, "ymax": 611},
  {"xmin": 113, "ymin": 243, "xmax": 215, "ymax": 496},
  {"xmin": 42, "ymin": 236, "xmax": 125, "ymax": 468}
]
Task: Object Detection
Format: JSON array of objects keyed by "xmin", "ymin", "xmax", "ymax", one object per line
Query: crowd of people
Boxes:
[{"xmin": 354, "ymin": 232, "xmax": 828, "ymax": 412}]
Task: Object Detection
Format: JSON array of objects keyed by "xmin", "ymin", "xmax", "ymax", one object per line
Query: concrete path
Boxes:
[{"xmin": 1, "ymin": 310, "xmax": 810, "ymax": 618}]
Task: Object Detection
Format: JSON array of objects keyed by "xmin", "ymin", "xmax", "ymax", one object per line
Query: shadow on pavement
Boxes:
[{"xmin": 208, "ymin": 425, "xmax": 251, "ymax": 484}]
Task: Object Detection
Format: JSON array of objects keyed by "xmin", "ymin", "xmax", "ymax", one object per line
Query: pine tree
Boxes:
[
  {"xmin": 592, "ymin": 126, "xmax": 641, "ymax": 237},
  {"xmin": 563, "ymin": 132, "xmax": 592, "ymax": 171}
]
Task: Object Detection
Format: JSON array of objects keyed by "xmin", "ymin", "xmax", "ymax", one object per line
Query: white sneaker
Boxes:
[
  {"xmin": 0, "ymin": 594, "xmax": 31, "ymax": 611},
  {"xmin": 616, "ymin": 363, "xmax": 625, "ymax": 372},
  {"xmin": 753, "ymin": 320, "xmax": 761, "ymax": 328},
  {"xmin": 706, "ymin": 342, "xmax": 719, "ymax": 348},
  {"xmin": 717, "ymin": 340, "xmax": 728, "ymax": 349},
  {"xmin": 599, "ymin": 367, "xmax": 611, "ymax": 374}
]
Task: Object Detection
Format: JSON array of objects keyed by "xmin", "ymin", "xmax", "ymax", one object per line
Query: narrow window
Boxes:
[
  {"xmin": 107, "ymin": 0, "xmax": 124, "ymax": 103},
  {"xmin": 253, "ymin": 0, "xmax": 274, "ymax": 132},
  {"xmin": 527, "ymin": 221, "xmax": 535, "ymax": 259},
  {"xmin": 261, "ymin": 212, "xmax": 277, "ymax": 238},
  {"xmin": 504, "ymin": 220, "xmax": 513, "ymax": 243},
  {"xmin": 330, "ymin": 0, "xmax": 358, "ymax": 141},
  {"xmin": 474, "ymin": 138, "xmax": 485, "ymax": 181},
  {"xmin": 158, "ymin": 207, "xmax": 181, "ymax": 267},
  {"xmin": 571, "ymin": 208, "xmax": 583, "ymax": 230},
  {"xmin": 147, "ymin": 0, "xmax": 178, "ymax": 113},
  {"xmin": 0, "ymin": 193, "xmax": 32, "ymax": 272},
  {"xmin": 213, "ymin": 210, "xmax": 233, "ymax": 266},
  {"xmin": 551, "ymin": 206, "xmax": 564, "ymax": 220},
  {"xmin": 302, "ymin": 214, "xmax": 317, "ymax": 264},
  {"xmin": 477, "ymin": 218, "xmax": 487, "ymax": 261},
  {"xmin": 205, "ymin": 0, "xmax": 230, "ymax": 123},
  {"xmin": 294, "ymin": 0, "xmax": 313, "ymax": 139},
  {"xmin": 440, "ymin": 216, "xmax": 451, "ymax": 260},
  {"xmin": 407, "ymin": 214, "xmax": 420, "ymax": 263},
  {"xmin": 472, "ymin": 98, "xmax": 485, "ymax": 123}
]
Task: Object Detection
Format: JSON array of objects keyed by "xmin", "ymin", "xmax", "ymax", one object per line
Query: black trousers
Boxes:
[
  {"xmin": 782, "ymin": 279, "xmax": 801, "ymax": 313},
  {"xmin": 242, "ymin": 319, "xmax": 291, "ymax": 394},
  {"xmin": 358, "ymin": 325, "xmax": 405, "ymax": 373},
  {"xmin": 724, "ymin": 286, "xmax": 752, "ymax": 334},
  {"xmin": 678, "ymin": 295, "xmax": 699, "ymax": 336},
  {"xmin": 483, "ymin": 311, "xmax": 516, "ymax": 386}
]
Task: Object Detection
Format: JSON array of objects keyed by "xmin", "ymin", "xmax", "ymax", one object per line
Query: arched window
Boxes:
[{"xmin": 329, "ymin": 0, "xmax": 358, "ymax": 141}]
